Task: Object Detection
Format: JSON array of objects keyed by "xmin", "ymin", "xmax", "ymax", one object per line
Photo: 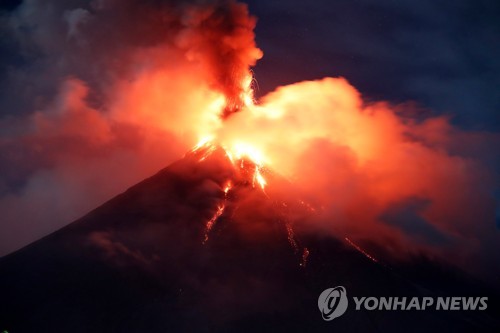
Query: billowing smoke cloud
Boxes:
[
  {"xmin": 0, "ymin": 0, "xmax": 260, "ymax": 255},
  {"xmin": 214, "ymin": 78, "xmax": 500, "ymax": 278},
  {"xmin": 174, "ymin": 0, "xmax": 262, "ymax": 115}
]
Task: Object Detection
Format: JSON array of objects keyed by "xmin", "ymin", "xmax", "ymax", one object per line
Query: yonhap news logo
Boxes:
[
  {"xmin": 318, "ymin": 286, "xmax": 349, "ymax": 320},
  {"xmin": 318, "ymin": 286, "xmax": 488, "ymax": 321}
]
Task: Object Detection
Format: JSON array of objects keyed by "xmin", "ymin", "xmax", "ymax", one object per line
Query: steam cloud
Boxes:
[
  {"xmin": 0, "ymin": 0, "xmax": 498, "ymax": 281},
  {"xmin": 215, "ymin": 78, "xmax": 499, "ymax": 278}
]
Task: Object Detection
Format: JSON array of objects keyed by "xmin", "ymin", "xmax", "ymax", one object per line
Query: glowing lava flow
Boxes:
[
  {"xmin": 193, "ymin": 138, "xmax": 310, "ymax": 269},
  {"xmin": 344, "ymin": 237, "xmax": 378, "ymax": 263},
  {"xmin": 203, "ymin": 180, "xmax": 232, "ymax": 244},
  {"xmin": 285, "ymin": 221, "xmax": 310, "ymax": 267},
  {"xmin": 191, "ymin": 137, "xmax": 217, "ymax": 162},
  {"xmin": 223, "ymin": 181, "xmax": 232, "ymax": 195},
  {"xmin": 203, "ymin": 204, "xmax": 226, "ymax": 244},
  {"xmin": 252, "ymin": 167, "xmax": 267, "ymax": 190},
  {"xmin": 193, "ymin": 137, "xmax": 268, "ymax": 191},
  {"xmin": 195, "ymin": 74, "xmax": 308, "ymax": 265},
  {"xmin": 301, "ymin": 248, "xmax": 310, "ymax": 267}
]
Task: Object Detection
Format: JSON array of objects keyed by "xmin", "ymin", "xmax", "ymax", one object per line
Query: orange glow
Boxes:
[
  {"xmin": 344, "ymin": 237, "xmax": 378, "ymax": 263},
  {"xmin": 230, "ymin": 141, "xmax": 266, "ymax": 166},
  {"xmin": 241, "ymin": 73, "xmax": 256, "ymax": 108},
  {"xmin": 203, "ymin": 204, "xmax": 226, "ymax": 243},
  {"xmin": 67, "ymin": 10, "xmax": 494, "ymax": 271},
  {"xmin": 192, "ymin": 134, "xmax": 269, "ymax": 192},
  {"xmin": 300, "ymin": 248, "xmax": 310, "ymax": 267},
  {"xmin": 253, "ymin": 167, "xmax": 267, "ymax": 190},
  {"xmin": 192, "ymin": 135, "xmax": 215, "ymax": 153},
  {"xmin": 185, "ymin": 72, "xmax": 497, "ymax": 271},
  {"xmin": 224, "ymin": 181, "xmax": 233, "ymax": 195}
]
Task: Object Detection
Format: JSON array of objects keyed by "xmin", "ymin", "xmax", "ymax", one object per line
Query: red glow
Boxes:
[
  {"xmin": 203, "ymin": 204, "xmax": 226, "ymax": 244},
  {"xmin": 344, "ymin": 237, "xmax": 378, "ymax": 263}
]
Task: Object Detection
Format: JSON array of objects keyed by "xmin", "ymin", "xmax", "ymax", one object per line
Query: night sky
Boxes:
[{"xmin": 246, "ymin": 0, "xmax": 500, "ymax": 131}]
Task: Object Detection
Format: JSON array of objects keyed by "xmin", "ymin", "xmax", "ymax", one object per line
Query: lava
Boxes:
[
  {"xmin": 194, "ymin": 138, "xmax": 311, "ymax": 268},
  {"xmin": 253, "ymin": 167, "xmax": 267, "ymax": 190},
  {"xmin": 300, "ymin": 248, "xmax": 310, "ymax": 267},
  {"xmin": 223, "ymin": 180, "xmax": 233, "ymax": 194},
  {"xmin": 285, "ymin": 223, "xmax": 299, "ymax": 251},
  {"xmin": 192, "ymin": 136, "xmax": 269, "ymax": 191},
  {"xmin": 344, "ymin": 237, "xmax": 378, "ymax": 263},
  {"xmin": 203, "ymin": 204, "xmax": 226, "ymax": 244}
]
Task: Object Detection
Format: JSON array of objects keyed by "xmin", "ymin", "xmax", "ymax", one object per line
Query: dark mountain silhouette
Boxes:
[{"xmin": 0, "ymin": 146, "xmax": 499, "ymax": 332}]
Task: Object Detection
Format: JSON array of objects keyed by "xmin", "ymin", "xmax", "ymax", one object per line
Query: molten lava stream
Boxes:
[
  {"xmin": 203, "ymin": 204, "xmax": 226, "ymax": 244},
  {"xmin": 344, "ymin": 237, "xmax": 378, "ymax": 263},
  {"xmin": 193, "ymin": 137, "xmax": 309, "ymax": 267},
  {"xmin": 203, "ymin": 179, "xmax": 232, "ymax": 244}
]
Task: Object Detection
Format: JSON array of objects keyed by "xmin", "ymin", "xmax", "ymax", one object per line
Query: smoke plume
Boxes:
[
  {"xmin": 0, "ymin": 0, "xmax": 260, "ymax": 254},
  {"xmin": 213, "ymin": 78, "xmax": 499, "ymax": 278}
]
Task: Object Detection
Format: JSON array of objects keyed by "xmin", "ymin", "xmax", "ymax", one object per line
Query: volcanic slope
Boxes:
[{"xmin": 0, "ymin": 145, "xmax": 499, "ymax": 332}]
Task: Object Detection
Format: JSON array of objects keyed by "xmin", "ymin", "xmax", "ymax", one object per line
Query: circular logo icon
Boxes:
[{"xmin": 318, "ymin": 286, "xmax": 348, "ymax": 321}]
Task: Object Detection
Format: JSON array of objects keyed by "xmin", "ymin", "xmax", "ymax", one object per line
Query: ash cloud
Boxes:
[
  {"xmin": 215, "ymin": 77, "xmax": 500, "ymax": 279},
  {"xmin": 0, "ymin": 0, "xmax": 260, "ymax": 255}
]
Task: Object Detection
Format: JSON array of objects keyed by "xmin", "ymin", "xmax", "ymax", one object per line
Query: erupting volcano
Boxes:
[{"xmin": 0, "ymin": 0, "xmax": 499, "ymax": 332}]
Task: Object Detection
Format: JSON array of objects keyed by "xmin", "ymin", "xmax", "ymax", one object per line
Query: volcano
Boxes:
[{"xmin": 0, "ymin": 146, "xmax": 499, "ymax": 333}]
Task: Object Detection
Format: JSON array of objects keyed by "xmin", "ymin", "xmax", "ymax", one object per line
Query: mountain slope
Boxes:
[{"xmin": 0, "ymin": 147, "xmax": 499, "ymax": 332}]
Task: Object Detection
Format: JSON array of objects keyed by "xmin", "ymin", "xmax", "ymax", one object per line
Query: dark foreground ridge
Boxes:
[{"xmin": 0, "ymin": 148, "xmax": 499, "ymax": 332}]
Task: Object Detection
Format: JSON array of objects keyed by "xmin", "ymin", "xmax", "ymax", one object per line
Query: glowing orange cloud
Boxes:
[{"xmin": 195, "ymin": 76, "xmax": 498, "ymax": 277}]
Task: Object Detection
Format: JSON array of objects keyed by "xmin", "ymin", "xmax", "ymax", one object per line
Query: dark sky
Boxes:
[{"xmin": 245, "ymin": 0, "xmax": 500, "ymax": 131}]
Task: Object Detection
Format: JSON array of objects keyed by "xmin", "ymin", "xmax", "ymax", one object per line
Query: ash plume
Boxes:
[
  {"xmin": 0, "ymin": 0, "xmax": 261, "ymax": 255},
  {"xmin": 214, "ymin": 78, "xmax": 500, "ymax": 279}
]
